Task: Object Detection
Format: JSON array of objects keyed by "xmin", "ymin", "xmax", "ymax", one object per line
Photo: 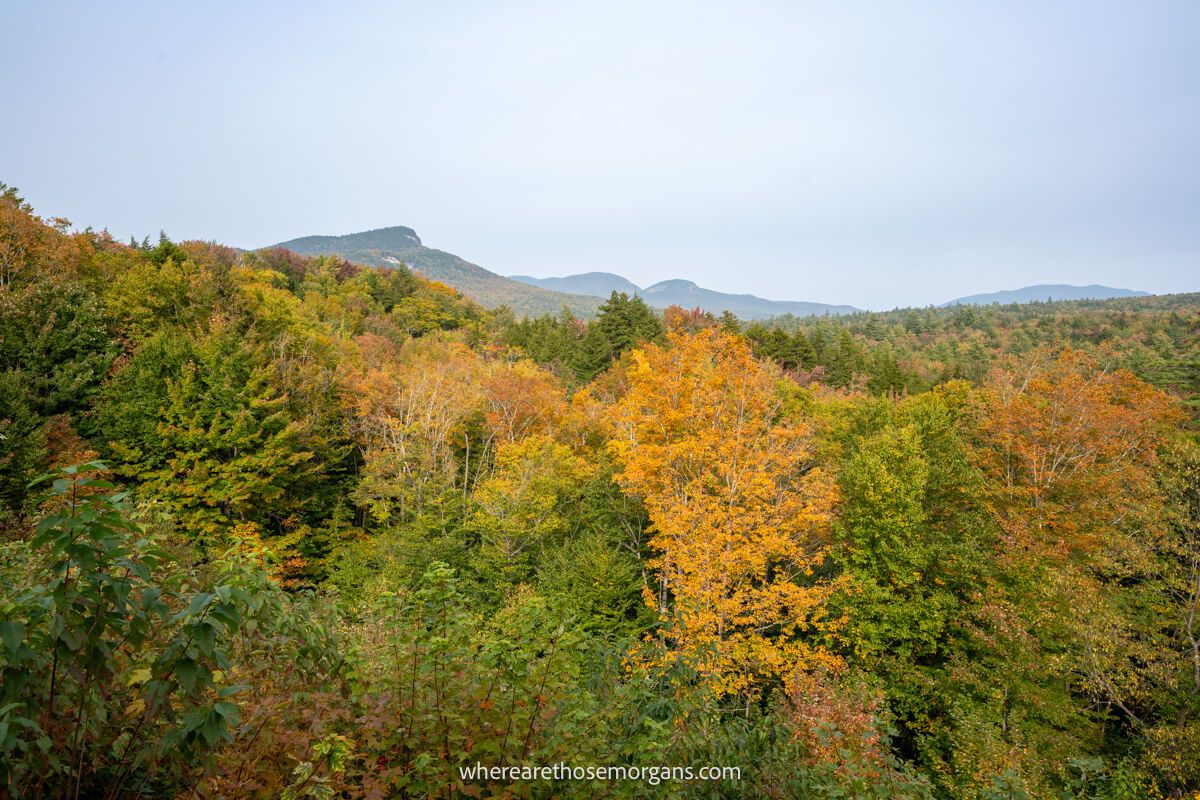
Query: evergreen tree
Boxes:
[
  {"xmin": 0, "ymin": 369, "xmax": 48, "ymax": 523},
  {"xmin": 572, "ymin": 322, "xmax": 613, "ymax": 382},
  {"xmin": 595, "ymin": 291, "xmax": 663, "ymax": 354},
  {"xmin": 0, "ymin": 278, "xmax": 116, "ymax": 415}
]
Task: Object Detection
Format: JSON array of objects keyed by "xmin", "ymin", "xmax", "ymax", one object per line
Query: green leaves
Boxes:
[
  {"xmin": 0, "ymin": 621, "xmax": 23, "ymax": 653},
  {"xmin": 0, "ymin": 277, "xmax": 117, "ymax": 416},
  {"xmin": 174, "ymin": 657, "xmax": 203, "ymax": 693},
  {"xmin": 0, "ymin": 463, "xmax": 350, "ymax": 797}
]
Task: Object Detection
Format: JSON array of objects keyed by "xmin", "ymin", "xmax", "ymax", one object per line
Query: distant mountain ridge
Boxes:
[
  {"xmin": 942, "ymin": 284, "xmax": 1150, "ymax": 306},
  {"xmin": 511, "ymin": 273, "xmax": 858, "ymax": 320},
  {"xmin": 269, "ymin": 226, "xmax": 602, "ymax": 318},
  {"xmin": 268, "ymin": 228, "xmax": 1157, "ymax": 318},
  {"xmin": 509, "ymin": 271, "xmax": 642, "ymax": 299}
]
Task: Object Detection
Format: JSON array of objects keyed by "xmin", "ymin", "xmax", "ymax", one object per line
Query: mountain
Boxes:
[
  {"xmin": 510, "ymin": 271, "xmax": 643, "ymax": 298},
  {"xmin": 641, "ymin": 279, "xmax": 857, "ymax": 319},
  {"xmin": 509, "ymin": 273, "xmax": 857, "ymax": 320},
  {"xmin": 942, "ymin": 284, "xmax": 1150, "ymax": 306},
  {"xmin": 269, "ymin": 226, "xmax": 602, "ymax": 318}
]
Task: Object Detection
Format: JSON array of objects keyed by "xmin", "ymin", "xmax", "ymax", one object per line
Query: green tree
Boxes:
[
  {"xmin": 0, "ymin": 370, "xmax": 48, "ymax": 524},
  {"xmin": 136, "ymin": 329, "xmax": 324, "ymax": 546},
  {"xmin": 90, "ymin": 327, "xmax": 193, "ymax": 470},
  {"xmin": 572, "ymin": 321, "xmax": 613, "ymax": 382},
  {"xmin": 596, "ymin": 291, "xmax": 663, "ymax": 354},
  {"xmin": 0, "ymin": 278, "xmax": 116, "ymax": 415}
]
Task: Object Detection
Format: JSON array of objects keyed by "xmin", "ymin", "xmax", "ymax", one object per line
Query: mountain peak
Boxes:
[
  {"xmin": 272, "ymin": 225, "xmax": 422, "ymax": 252},
  {"xmin": 514, "ymin": 272, "xmax": 856, "ymax": 319},
  {"xmin": 269, "ymin": 227, "xmax": 602, "ymax": 318},
  {"xmin": 510, "ymin": 272, "xmax": 642, "ymax": 298},
  {"xmin": 644, "ymin": 279, "xmax": 698, "ymax": 293},
  {"xmin": 369, "ymin": 225, "xmax": 421, "ymax": 246}
]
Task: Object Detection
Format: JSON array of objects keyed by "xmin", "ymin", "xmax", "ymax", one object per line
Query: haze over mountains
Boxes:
[
  {"xmin": 271, "ymin": 225, "xmax": 1155, "ymax": 319},
  {"xmin": 941, "ymin": 284, "xmax": 1151, "ymax": 306},
  {"xmin": 510, "ymin": 272, "xmax": 858, "ymax": 319},
  {"xmin": 270, "ymin": 226, "xmax": 858, "ymax": 319}
]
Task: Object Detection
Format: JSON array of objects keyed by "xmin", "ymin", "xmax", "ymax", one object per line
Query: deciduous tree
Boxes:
[{"xmin": 608, "ymin": 329, "xmax": 840, "ymax": 698}]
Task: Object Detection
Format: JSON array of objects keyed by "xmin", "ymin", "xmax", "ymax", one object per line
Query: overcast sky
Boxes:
[{"xmin": 3, "ymin": 1, "xmax": 1197, "ymax": 310}]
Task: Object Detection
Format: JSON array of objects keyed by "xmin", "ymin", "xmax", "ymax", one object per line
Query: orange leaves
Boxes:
[
  {"xmin": 785, "ymin": 669, "xmax": 887, "ymax": 769},
  {"xmin": 977, "ymin": 348, "xmax": 1180, "ymax": 568},
  {"xmin": 607, "ymin": 329, "xmax": 839, "ymax": 697},
  {"xmin": 482, "ymin": 359, "xmax": 567, "ymax": 443},
  {"xmin": 342, "ymin": 333, "xmax": 574, "ymax": 523}
]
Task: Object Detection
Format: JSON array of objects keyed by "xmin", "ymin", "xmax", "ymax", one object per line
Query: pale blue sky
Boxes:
[{"xmin": 2, "ymin": 1, "xmax": 1197, "ymax": 309}]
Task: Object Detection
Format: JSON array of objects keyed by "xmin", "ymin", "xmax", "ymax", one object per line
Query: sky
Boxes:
[{"xmin": 2, "ymin": 1, "xmax": 1197, "ymax": 310}]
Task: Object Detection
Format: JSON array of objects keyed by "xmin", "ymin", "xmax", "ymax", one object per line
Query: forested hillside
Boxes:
[
  {"xmin": 273, "ymin": 226, "xmax": 603, "ymax": 318},
  {"xmin": 3, "ymin": 184, "xmax": 1199, "ymax": 798}
]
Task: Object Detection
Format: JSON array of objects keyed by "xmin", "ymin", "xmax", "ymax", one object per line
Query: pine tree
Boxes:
[
  {"xmin": 571, "ymin": 323, "xmax": 613, "ymax": 382},
  {"xmin": 596, "ymin": 291, "xmax": 663, "ymax": 354}
]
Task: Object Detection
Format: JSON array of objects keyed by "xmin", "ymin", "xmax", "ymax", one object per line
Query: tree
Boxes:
[
  {"xmin": 825, "ymin": 329, "xmax": 866, "ymax": 387},
  {"xmin": 0, "ymin": 278, "xmax": 116, "ymax": 415},
  {"xmin": 346, "ymin": 335, "xmax": 486, "ymax": 524},
  {"xmin": 136, "ymin": 328, "xmax": 324, "ymax": 546},
  {"xmin": 596, "ymin": 291, "xmax": 663, "ymax": 354},
  {"xmin": 608, "ymin": 329, "xmax": 840, "ymax": 699},
  {"xmin": 572, "ymin": 322, "xmax": 614, "ymax": 383},
  {"xmin": 469, "ymin": 434, "xmax": 593, "ymax": 594},
  {"xmin": 482, "ymin": 359, "xmax": 567, "ymax": 443},
  {"xmin": 977, "ymin": 348, "xmax": 1177, "ymax": 569},
  {"xmin": 973, "ymin": 349, "xmax": 1184, "ymax": 775},
  {"xmin": 0, "ymin": 370, "xmax": 48, "ymax": 524},
  {"xmin": 91, "ymin": 327, "xmax": 193, "ymax": 470},
  {"xmin": 0, "ymin": 463, "xmax": 348, "ymax": 798},
  {"xmin": 840, "ymin": 424, "xmax": 929, "ymax": 584},
  {"xmin": 0, "ymin": 183, "xmax": 93, "ymax": 288}
]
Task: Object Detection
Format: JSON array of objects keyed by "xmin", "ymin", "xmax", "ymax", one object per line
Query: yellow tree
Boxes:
[
  {"xmin": 344, "ymin": 334, "xmax": 486, "ymax": 523},
  {"xmin": 482, "ymin": 358, "xmax": 568, "ymax": 444},
  {"xmin": 607, "ymin": 329, "xmax": 840, "ymax": 698},
  {"xmin": 470, "ymin": 434, "xmax": 594, "ymax": 590}
]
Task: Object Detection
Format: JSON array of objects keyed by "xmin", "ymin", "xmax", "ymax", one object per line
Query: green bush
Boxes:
[{"xmin": 0, "ymin": 462, "xmax": 348, "ymax": 798}]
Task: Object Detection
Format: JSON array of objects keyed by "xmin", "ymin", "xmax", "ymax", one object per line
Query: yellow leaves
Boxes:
[
  {"xmin": 424, "ymin": 279, "xmax": 459, "ymax": 299},
  {"xmin": 483, "ymin": 359, "xmax": 568, "ymax": 442},
  {"xmin": 627, "ymin": 347, "xmax": 651, "ymax": 378},
  {"xmin": 231, "ymin": 264, "xmax": 307, "ymax": 335},
  {"xmin": 344, "ymin": 334, "xmax": 580, "ymax": 527},
  {"xmin": 609, "ymin": 328, "xmax": 839, "ymax": 697},
  {"xmin": 470, "ymin": 434, "xmax": 594, "ymax": 571},
  {"xmin": 126, "ymin": 667, "xmax": 153, "ymax": 686}
]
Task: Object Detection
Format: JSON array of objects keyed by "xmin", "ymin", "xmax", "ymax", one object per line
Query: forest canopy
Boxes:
[{"xmin": 2, "ymin": 183, "xmax": 1199, "ymax": 798}]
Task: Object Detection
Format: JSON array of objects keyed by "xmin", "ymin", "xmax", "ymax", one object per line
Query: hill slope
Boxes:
[
  {"xmin": 942, "ymin": 284, "xmax": 1150, "ymax": 306},
  {"xmin": 270, "ymin": 226, "xmax": 601, "ymax": 318},
  {"xmin": 511, "ymin": 272, "xmax": 857, "ymax": 319}
]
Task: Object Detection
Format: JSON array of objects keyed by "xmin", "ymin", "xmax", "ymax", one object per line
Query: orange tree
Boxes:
[
  {"xmin": 977, "ymin": 348, "xmax": 1178, "ymax": 569},
  {"xmin": 974, "ymin": 349, "xmax": 1186, "ymax": 786},
  {"xmin": 606, "ymin": 328, "xmax": 841, "ymax": 700}
]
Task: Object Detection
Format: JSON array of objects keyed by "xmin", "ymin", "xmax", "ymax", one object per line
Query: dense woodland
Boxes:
[{"xmin": 2, "ymin": 183, "xmax": 1199, "ymax": 798}]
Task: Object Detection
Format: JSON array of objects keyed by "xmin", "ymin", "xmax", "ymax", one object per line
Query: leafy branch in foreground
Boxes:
[{"xmin": 0, "ymin": 462, "xmax": 347, "ymax": 798}]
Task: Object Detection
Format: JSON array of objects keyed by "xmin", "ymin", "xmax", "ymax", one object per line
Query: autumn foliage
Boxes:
[
  {"xmin": 978, "ymin": 348, "xmax": 1179, "ymax": 566},
  {"xmin": 607, "ymin": 329, "xmax": 841, "ymax": 698},
  {"xmin": 2, "ymin": 187, "xmax": 1198, "ymax": 798}
]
